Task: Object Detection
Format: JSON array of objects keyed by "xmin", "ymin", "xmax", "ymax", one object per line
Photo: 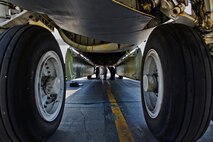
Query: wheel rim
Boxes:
[
  {"xmin": 35, "ymin": 51, "xmax": 64, "ymax": 122},
  {"xmin": 143, "ymin": 49, "xmax": 163, "ymax": 119}
]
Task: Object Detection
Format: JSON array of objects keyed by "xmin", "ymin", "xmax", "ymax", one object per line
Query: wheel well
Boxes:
[{"xmin": 83, "ymin": 52, "xmax": 126, "ymax": 66}]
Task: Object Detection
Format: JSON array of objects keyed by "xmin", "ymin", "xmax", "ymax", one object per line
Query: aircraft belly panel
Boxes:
[{"xmin": 9, "ymin": 0, "xmax": 152, "ymax": 44}]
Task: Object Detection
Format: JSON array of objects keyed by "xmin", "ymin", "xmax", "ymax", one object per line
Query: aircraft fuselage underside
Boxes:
[{"xmin": 9, "ymin": 0, "xmax": 152, "ymax": 44}]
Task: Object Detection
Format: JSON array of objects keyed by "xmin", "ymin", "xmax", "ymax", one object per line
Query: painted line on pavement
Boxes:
[{"xmin": 102, "ymin": 80, "xmax": 135, "ymax": 142}]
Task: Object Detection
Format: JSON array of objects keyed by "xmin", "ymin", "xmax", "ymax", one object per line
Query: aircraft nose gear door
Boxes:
[{"xmin": 0, "ymin": 25, "xmax": 65, "ymax": 142}]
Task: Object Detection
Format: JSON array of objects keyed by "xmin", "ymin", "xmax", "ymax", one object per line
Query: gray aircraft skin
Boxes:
[{"xmin": 8, "ymin": 0, "xmax": 152, "ymax": 44}]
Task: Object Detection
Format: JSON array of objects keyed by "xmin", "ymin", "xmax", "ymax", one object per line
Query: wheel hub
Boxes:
[
  {"xmin": 143, "ymin": 49, "xmax": 163, "ymax": 119},
  {"xmin": 35, "ymin": 51, "xmax": 64, "ymax": 122},
  {"xmin": 143, "ymin": 74, "xmax": 158, "ymax": 92},
  {"xmin": 45, "ymin": 77, "xmax": 61, "ymax": 95}
]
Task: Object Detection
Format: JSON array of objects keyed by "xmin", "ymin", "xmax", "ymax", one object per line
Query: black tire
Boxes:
[
  {"xmin": 211, "ymin": 55, "xmax": 213, "ymax": 121},
  {"xmin": 0, "ymin": 29, "xmax": 13, "ymax": 142},
  {"xmin": 0, "ymin": 25, "xmax": 65, "ymax": 142},
  {"xmin": 141, "ymin": 24, "xmax": 213, "ymax": 141}
]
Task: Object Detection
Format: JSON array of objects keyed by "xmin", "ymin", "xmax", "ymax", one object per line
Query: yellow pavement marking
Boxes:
[{"xmin": 103, "ymin": 80, "xmax": 135, "ymax": 142}]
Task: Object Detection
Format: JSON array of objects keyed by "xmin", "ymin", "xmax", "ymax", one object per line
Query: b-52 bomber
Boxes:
[{"xmin": 0, "ymin": 0, "xmax": 213, "ymax": 142}]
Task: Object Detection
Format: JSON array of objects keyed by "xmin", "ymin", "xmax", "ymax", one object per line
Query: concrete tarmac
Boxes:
[{"xmin": 48, "ymin": 77, "xmax": 213, "ymax": 142}]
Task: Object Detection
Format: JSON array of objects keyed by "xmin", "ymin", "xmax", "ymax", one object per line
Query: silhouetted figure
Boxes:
[
  {"xmin": 95, "ymin": 66, "xmax": 100, "ymax": 79},
  {"xmin": 103, "ymin": 66, "xmax": 107, "ymax": 80},
  {"xmin": 108, "ymin": 66, "xmax": 115, "ymax": 80}
]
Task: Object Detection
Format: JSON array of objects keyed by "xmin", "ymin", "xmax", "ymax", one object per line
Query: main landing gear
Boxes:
[
  {"xmin": 0, "ymin": 25, "xmax": 65, "ymax": 142},
  {"xmin": 141, "ymin": 24, "xmax": 213, "ymax": 142}
]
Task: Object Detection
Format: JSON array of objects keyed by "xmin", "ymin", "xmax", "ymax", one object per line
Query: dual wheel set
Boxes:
[
  {"xmin": 0, "ymin": 25, "xmax": 65, "ymax": 142},
  {"xmin": 0, "ymin": 24, "xmax": 212, "ymax": 142}
]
